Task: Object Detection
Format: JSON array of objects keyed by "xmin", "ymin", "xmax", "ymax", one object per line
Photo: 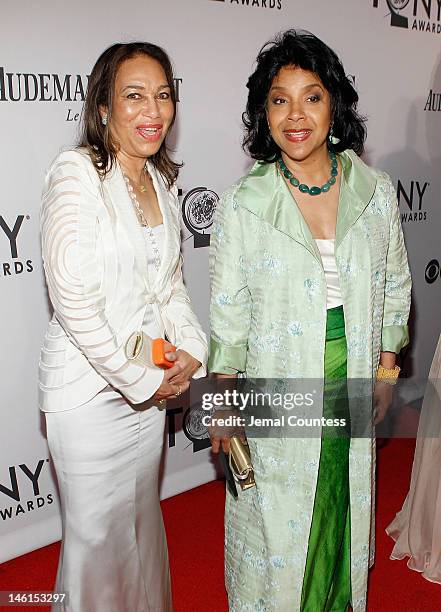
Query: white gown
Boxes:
[
  {"xmin": 386, "ymin": 333, "xmax": 441, "ymax": 584},
  {"xmin": 47, "ymin": 225, "xmax": 172, "ymax": 612}
]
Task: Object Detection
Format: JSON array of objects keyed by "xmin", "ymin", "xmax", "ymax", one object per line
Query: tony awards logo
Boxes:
[
  {"xmin": 373, "ymin": 0, "xmax": 441, "ymax": 33},
  {"xmin": 181, "ymin": 187, "xmax": 218, "ymax": 248},
  {"xmin": 165, "ymin": 405, "xmax": 211, "ymax": 453},
  {"xmin": 0, "ymin": 459, "xmax": 54, "ymax": 521},
  {"xmin": 183, "ymin": 405, "xmax": 210, "ymax": 449},
  {"xmin": 0, "ymin": 214, "xmax": 34, "ymax": 278},
  {"xmin": 373, "ymin": 0, "xmax": 410, "ymax": 28},
  {"xmin": 388, "ymin": 0, "xmax": 410, "ymax": 26}
]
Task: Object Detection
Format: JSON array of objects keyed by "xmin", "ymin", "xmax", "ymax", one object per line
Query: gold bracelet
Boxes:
[{"xmin": 376, "ymin": 364, "xmax": 400, "ymax": 385}]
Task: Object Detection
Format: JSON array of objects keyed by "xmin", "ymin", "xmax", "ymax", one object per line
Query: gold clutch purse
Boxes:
[{"xmin": 229, "ymin": 437, "xmax": 255, "ymax": 490}]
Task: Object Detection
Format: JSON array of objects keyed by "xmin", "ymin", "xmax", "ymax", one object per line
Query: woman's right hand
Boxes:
[
  {"xmin": 209, "ymin": 409, "xmax": 247, "ymax": 454},
  {"xmin": 209, "ymin": 374, "xmax": 241, "ymax": 453},
  {"xmin": 151, "ymin": 363, "xmax": 189, "ymax": 402},
  {"xmin": 210, "ymin": 432, "xmax": 234, "ymax": 455}
]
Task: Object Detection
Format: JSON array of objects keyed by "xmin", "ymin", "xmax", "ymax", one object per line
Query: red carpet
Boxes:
[{"xmin": 1, "ymin": 439, "xmax": 440, "ymax": 611}]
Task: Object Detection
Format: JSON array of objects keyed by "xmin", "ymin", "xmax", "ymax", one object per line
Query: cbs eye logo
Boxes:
[{"xmin": 425, "ymin": 259, "xmax": 440, "ymax": 284}]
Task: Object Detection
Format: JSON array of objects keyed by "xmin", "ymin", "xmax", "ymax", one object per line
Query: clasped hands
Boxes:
[{"xmin": 151, "ymin": 341, "xmax": 201, "ymax": 403}]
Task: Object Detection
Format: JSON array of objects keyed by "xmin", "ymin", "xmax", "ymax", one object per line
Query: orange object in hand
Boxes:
[{"xmin": 152, "ymin": 338, "xmax": 176, "ymax": 369}]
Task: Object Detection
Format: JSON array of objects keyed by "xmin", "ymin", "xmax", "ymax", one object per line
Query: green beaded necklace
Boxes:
[{"xmin": 278, "ymin": 150, "xmax": 338, "ymax": 196}]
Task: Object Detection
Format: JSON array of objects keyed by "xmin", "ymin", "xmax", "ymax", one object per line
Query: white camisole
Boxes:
[{"xmin": 315, "ymin": 238, "xmax": 343, "ymax": 310}]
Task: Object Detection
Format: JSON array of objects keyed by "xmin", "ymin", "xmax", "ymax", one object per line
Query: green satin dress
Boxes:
[{"xmin": 301, "ymin": 305, "xmax": 351, "ymax": 611}]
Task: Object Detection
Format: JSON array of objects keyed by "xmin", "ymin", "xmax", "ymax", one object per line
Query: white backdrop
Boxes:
[{"xmin": 1, "ymin": 0, "xmax": 440, "ymax": 562}]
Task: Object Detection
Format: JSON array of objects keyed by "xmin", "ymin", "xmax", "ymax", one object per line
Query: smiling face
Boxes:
[
  {"xmin": 106, "ymin": 54, "xmax": 174, "ymax": 163},
  {"xmin": 266, "ymin": 65, "xmax": 332, "ymax": 163}
]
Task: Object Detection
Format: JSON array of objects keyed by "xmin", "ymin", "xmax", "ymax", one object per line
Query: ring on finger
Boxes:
[{"xmin": 175, "ymin": 384, "xmax": 182, "ymax": 397}]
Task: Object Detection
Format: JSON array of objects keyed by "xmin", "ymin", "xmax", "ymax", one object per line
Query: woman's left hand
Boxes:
[
  {"xmin": 373, "ymin": 381, "xmax": 394, "ymax": 425},
  {"xmin": 374, "ymin": 351, "xmax": 397, "ymax": 425},
  {"xmin": 165, "ymin": 349, "xmax": 201, "ymax": 387}
]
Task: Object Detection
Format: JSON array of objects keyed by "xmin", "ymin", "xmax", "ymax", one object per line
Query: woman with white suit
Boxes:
[{"xmin": 39, "ymin": 42, "xmax": 207, "ymax": 612}]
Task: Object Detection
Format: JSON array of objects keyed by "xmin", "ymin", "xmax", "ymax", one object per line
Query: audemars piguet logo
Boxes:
[
  {"xmin": 424, "ymin": 89, "xmax": 441, "ymax": 111},
  {"xmin": 373, "ymin": 0, "xmax": 441, "ymax": 33},
  {"xmin": 0, "ymin": 68, "xmax": 89, "ymax": 102},
  {"xmin": 0, "ymin": 67, "xmax": 89, "ymax": 123}
]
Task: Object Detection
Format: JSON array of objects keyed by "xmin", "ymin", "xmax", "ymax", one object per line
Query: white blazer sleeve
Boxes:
[
  {"xmin": 41, "ymin": 150, "xmax": 164, "ymax": 403},
  {"xmin": 162, "ymin": 254, "xmax": 208, "ymax": 378}
]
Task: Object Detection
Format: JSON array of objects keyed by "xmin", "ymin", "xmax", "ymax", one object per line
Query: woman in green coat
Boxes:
[{"xmin": 208, "ymin": 30, "xmax": 411, "ymax": 611}]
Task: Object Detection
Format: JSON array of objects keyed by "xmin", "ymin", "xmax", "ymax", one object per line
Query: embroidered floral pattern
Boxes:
[{"xmin": 286, "ymin": 321, "xmax": 303, "ymax": 337}]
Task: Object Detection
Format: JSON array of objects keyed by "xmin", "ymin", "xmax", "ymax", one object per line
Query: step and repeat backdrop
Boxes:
[{"xmin": 1, "ymin": 0, "xmax": 440, "ymax": 562}]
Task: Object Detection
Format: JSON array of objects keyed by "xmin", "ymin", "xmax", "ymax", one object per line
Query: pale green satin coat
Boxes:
[{"xmin": 209, "ymin": 150, "xmax": 411, "ymax": 611}]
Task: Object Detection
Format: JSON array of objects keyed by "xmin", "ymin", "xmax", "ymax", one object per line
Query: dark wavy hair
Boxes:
[
  {"xmin": 79, "ymin": 42, "xmax": 180, "ymax": 187},
  {"xmin": 243, "ymin": 29, "xmax": 366, "ymax": 160}
]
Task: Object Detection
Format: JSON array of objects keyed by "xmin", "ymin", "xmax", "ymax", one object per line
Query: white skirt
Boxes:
[{"xmin": 46, "ymin": 387, "xmax": 172, "ymax": 612}]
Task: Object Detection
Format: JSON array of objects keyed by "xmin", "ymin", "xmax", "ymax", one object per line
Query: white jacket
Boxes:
[{"xmin": 39, "ymin": 149, "xmax": 207, "ymax": 412}]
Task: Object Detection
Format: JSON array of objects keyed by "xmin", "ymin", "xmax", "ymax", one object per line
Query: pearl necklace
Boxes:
[{"xmin": 123, "ymin": 173, "xmax": 161, "ymax": 272}]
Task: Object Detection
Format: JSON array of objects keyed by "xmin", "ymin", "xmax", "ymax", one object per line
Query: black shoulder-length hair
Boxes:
[
  {"xmin": 79, "ymin": 42, "xmax": 180, "ymax": 187},
  {"xmin": 243, "ymin": 29, "xmax": 366, "ymax": 160}
]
